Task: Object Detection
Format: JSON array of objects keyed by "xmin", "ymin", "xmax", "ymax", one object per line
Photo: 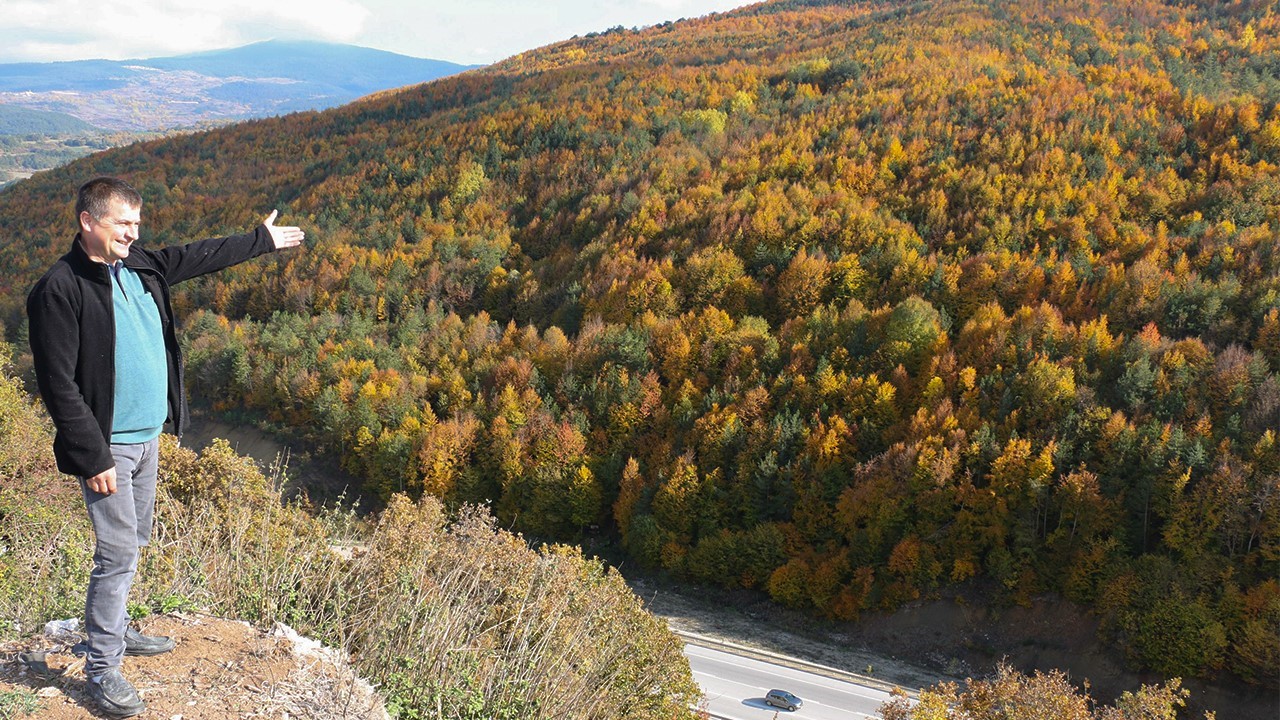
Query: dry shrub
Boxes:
[
  {"xmin": 879, "ymin": 664, "xmax": 1214, "ymax": 720},
  {"xmin": 145, "ymin": 440, "xmax": 697, "ymax": 720},
  {"xmin": 0, "ymin": 343, "xmax": 92, "ymax": 633},
  {"xmin": 143, "ymin": 436, "xmax": 342, "ymax": 630},
  {"xmin": 348, "ymin": 496, "xmax": 698, "ymax": 719}
]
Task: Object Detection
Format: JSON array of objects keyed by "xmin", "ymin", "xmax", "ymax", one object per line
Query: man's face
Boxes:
[{"xmin": 79, "ymin": 198, "xmax": 140, "ymax": 264}]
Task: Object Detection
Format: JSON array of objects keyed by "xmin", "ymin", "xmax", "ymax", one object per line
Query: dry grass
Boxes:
[
  {"xmin": 139, "ymin": 437, "xmax": 697, "ymax": 719},
  {"xmin": 0, "ymin": 345, "xmax": 93, "ymax": 635},
  {"xmin": 139, "ymin": 439, "xmax": 698, "ymax": 720}
]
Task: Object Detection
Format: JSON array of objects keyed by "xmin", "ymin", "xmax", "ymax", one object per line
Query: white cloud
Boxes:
[
  {"xmin": 0, "ymin": 0, "xmax": 370, "ymax": 62},
  {"xmin": 0, "ymin": 1, "xmax": 756, "ymax": 65},
  {"xmin": 633, "ymin": 0, "xmax": 746, "ymax": 10},
  {"xmin": 352, "ymin": 0, "xmax": 757, "ymax": 64}
]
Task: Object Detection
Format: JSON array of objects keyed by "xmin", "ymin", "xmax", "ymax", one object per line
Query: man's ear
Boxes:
[{"xmin": 79, "ymin": 211, "xmax": 94, "ymax": 233}]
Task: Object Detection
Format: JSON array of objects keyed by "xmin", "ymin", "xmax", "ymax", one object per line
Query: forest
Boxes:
[{"xmin": 0, "ymin": 0, "xmax": 1276, "ymax": 696}]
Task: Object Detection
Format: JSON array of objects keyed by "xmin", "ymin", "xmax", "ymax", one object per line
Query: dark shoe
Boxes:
[
  {"xmin": 124, "ymin": 626, "xmax": 176, "ymax": 656},
  {"xmin": 86, "ymin": 668, "xmax": 145, "ymax": 718}
]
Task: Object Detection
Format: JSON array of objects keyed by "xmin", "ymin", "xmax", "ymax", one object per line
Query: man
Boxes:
[{"xmin": 27, "ymin": 176, "xmax": 304, "ymax": 718}]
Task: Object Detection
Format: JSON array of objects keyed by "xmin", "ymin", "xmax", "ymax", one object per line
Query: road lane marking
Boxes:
[
  {"xmin": 687, "ymin": 647, "xmax": 894, "ymax": 702},
  {"xmin": 691, "ymin": 665, "xmax": 888, "ymax": 704}
]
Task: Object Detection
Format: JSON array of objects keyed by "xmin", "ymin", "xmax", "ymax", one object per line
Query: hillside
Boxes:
[
  {"xmin": 0, "ymin": 105, "xmax": 98, "ymax": 135},
  {"xmin": 0, "ymin": 0, "xmax": 1276, "ymax": 713},
  {"xmin": 0, "ymin": 107, "xmax": 111, "ymax": 188}
]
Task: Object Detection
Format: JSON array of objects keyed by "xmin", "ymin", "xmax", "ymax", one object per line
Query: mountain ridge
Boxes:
[{"xmin": 0, "ymin": 40, "xmax": 481, "ymax": 131}]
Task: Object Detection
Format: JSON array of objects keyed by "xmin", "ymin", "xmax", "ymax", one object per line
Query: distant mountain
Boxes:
[
  {"xmin": 140, "ymin": 40, "xmax": 475, "ymax": 96},
  {"xmin": 0, "ymin": 40, "xmax": 480, "ymax": 131}
]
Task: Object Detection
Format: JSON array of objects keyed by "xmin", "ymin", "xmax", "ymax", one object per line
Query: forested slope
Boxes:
[{"xmin": 0, "ymin": 0, "xmax": 1276, "ymax": 691}]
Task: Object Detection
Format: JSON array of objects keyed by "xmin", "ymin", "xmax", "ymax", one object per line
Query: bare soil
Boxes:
[{"xmin": 0, "ymin": 613, "xmax": 386, "ymax": 719}]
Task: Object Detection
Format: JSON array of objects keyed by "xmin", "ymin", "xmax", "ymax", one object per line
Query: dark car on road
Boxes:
[{"xmin": 765, "ymin": 689, "xmax": 803, "ymax": 711}]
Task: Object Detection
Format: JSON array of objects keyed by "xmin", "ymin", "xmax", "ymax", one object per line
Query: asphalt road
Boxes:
[{"xmin": 685, "ymin": 643, "xmax": 902, "ymax": 720}]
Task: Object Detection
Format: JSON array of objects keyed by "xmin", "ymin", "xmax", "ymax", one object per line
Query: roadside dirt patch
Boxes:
[{"xmin": 0, "ymin": 613, "xmax": 386, "ymax": 719}]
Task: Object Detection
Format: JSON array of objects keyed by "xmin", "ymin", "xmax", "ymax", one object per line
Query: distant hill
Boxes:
[
  {"xmin": 0, "ymin": 104, "xmax": 99, "ymax": 135},
  {"xmin": 0, "ymin": 106, "xmax": 115, "ymax": 189},
  {"xmin": 0, "ymin": 40, "xmax": 480, "ymax": 131}
]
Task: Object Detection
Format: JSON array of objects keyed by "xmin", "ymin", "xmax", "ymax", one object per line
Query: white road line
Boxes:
[{"xmin": 692, "ymin": 662, "xmax": 887, "ymax": 703}]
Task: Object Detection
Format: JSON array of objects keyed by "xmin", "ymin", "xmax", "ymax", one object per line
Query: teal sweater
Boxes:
[{"xmin": 110, "ymin": 264, "xmax": 167, "ymax": 444}]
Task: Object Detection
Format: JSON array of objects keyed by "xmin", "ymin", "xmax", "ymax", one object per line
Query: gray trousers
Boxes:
[{"xmin": 80, "ymin": 437, "xmax": 159, "ymax": 677}]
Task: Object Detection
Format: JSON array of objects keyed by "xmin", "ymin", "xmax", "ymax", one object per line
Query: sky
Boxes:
[{"xmin": 0, "ymin": 0, "xmax": 759, "ymax": 66}]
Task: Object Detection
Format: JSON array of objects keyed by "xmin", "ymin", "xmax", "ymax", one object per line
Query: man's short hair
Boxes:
[{"xmin": 76, "ymin": 177, "xmax": 141, "ymax": 221}]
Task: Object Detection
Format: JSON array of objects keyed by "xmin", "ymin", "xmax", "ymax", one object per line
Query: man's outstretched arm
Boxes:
[{"xmin": 148, "ymin": 209, "xmax": 306, "ymax": 285}]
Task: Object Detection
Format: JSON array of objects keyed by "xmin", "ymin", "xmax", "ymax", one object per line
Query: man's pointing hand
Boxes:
[{"xmin": 263, "ymin": 209, "xmax": 305, "ymax": 250}]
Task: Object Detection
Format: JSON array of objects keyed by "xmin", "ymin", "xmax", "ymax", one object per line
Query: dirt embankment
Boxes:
[{"xmin": 1, "ymin": 613, "xmax": 386, "ymax": 719}]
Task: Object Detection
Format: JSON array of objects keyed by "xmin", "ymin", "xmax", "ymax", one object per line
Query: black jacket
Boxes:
[{"xmin": 27, "ymin": 226, "xmax": 276, "ymax": 478}]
